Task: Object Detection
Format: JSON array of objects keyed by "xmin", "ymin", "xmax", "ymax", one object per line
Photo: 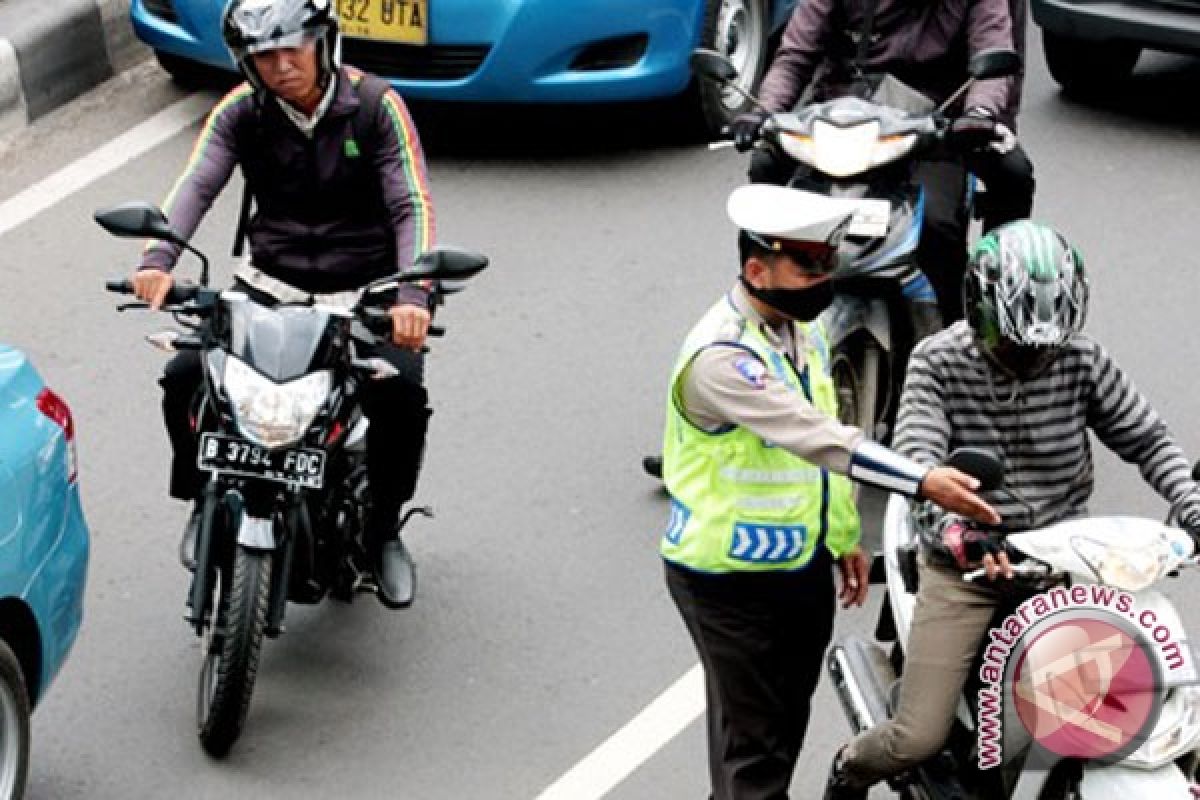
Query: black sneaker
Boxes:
[
  {"xmin": 376, "ymin": 538, "xmax": 416, "ymax": 609},
  {"xmin": 642, "ymin": 455, "xmax": 663, "ymax": 479},
  {"xmin": 180, "ymin": 504, "xmax": 202, "ymax": 571},
  {"xmin": 823, "ymin": 748, "xmax": 868, "ymax": 800}
]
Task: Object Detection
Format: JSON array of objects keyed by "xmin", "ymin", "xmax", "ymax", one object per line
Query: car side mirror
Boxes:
[
  {"xmin": 690, "ymin": 48, "xmax": 738, "ymax": 84},
  {"xmin": 968, "ymin": 48, "xmax": 1022, "ymax": 81},
  {"xmin": 945, "ymin": 448, "xmax": 1004, "ymax": 492},
  {"xmin": 94, "ymin": 202, "xmax": 184, "ymax": 245}
]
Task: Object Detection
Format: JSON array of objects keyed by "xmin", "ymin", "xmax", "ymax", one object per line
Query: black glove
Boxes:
[
  {"xmin": 726, "ymin": 111, "xmax": 768, "ymax": 152},
  {"xmin": 949, "ymin": 109, "xmax": 1001, "ymax": 153}
]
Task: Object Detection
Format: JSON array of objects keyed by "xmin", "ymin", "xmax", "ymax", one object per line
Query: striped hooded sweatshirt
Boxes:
[
  {"xmin": 896, "ymin": 321, "xmax": 1200, "ymax": 557},
  {"xmin": 142, "ymin": 67, "xmax": 435, "ymax": 301}
]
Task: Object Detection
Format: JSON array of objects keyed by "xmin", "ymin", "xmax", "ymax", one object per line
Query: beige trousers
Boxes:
[{"xmin": 840, "ymin": 558, "xmax": 1003, "ymax": 787}]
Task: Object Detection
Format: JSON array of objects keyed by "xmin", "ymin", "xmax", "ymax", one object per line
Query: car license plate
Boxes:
[
  {"xmin": 198, "ymin": 433, "xmax": 326, "ymax": 489},
  {"xmin": 336, "ymin": 0, "xmax": 428, "ymax": 46}
]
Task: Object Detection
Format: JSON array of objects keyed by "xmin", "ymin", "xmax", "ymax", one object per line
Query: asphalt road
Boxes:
[{"xmin": 1, "ymin": 35, "xmax": 1199, "ymax": 800}]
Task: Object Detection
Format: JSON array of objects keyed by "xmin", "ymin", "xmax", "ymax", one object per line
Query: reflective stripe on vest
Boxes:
[{"xmin": 660, "ymin": 297, "xmax": 861, "ymax": 573}]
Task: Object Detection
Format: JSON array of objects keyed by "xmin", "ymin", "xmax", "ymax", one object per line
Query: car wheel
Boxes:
[
  {"xmin": 693, "ymin": 0, "xmax": 770, "ymax": 137},
  {"xmin": 0, "ymin": 639, "xmax": 30, "ymax": 800},
  {"xmin": 1042, "ymin": 30, "xmax": 1140, "ymax": 95}
]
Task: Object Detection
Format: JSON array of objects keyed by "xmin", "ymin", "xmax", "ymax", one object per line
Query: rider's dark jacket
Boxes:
[
  {"xmin": 142, "ymin": 66, "xmax": 435, "ymax": 303},
  {"xmin": 759, "ymin": 0, "xmax": 1024, "ymax": 128}
]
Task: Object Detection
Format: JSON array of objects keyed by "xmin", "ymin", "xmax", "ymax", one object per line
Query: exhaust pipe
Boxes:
[{"xmin": 827, "ymin": 636, "xmax": 897, "ymax": 735}]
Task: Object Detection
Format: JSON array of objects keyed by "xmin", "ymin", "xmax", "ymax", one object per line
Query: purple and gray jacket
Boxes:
[
  {"xmin": 142, "ymin": 66, "xmax": 435, "ymax": 305},
  {"xmin": 759, "ymin": 0, "xmax": 1025, "ymax": 128}
]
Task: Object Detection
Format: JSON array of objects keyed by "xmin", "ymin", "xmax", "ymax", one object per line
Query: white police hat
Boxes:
[{"xmin": 727, "ymin": 185, "xmax": 862, "ymax": 249}]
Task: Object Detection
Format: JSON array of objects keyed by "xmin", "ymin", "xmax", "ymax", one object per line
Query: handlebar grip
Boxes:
[
  {"xmin": 105, "ymin": 279, "xmax": 134, "ymax": 294},
  {"xmin": 361, "ymin": 308, "xmax": 393, "ymax": 337},
  {"xmin": 164, "ymin": 285, "xmax": 199, "ymax": 305},
  {"xmin": 429, "ymin": 325, "xmax": 445, "ymax": 338}
]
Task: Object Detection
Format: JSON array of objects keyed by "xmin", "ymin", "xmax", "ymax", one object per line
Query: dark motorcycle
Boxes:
[
  {"xmin": 691, "ymin": 48, "xmax": 1020, "ymax": 443},
  {"xmin": 95, "ymin": 202, "xmax": 487, "ymax": 757}
]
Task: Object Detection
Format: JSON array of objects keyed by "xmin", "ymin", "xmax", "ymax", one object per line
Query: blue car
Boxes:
[
  {"xmin": 134, "ymin": 0, "xmax": 798, "ymax": 133},
  {"xmin": 0, "ymin": 345, "xmax": 90, "ymax": 798}
]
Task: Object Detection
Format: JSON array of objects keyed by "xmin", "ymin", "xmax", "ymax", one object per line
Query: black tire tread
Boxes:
[
  {"xmin": 0, "ymin": 638, "xmax": 30, "ymax": 800},
  {"xmin": 198, "ymin": 547, "xmax": 272, "ymax": 758}
]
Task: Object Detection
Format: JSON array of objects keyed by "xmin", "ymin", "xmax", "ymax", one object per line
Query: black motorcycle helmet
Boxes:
[
  {"xmin": 221, "ymin": 0, "xmax": 341, "ymax": 95},
  {"xmin": 964, "ymin": 220, "xmax": 1090, "ymax": 378}
]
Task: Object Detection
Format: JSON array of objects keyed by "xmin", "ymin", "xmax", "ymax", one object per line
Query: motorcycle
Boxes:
[
  {"xmin": 827, "ymin": 449, "xmax": 1200, "ymax": 798},
  {"xmin": 95, "ymin": 202, "xmax": 488, "ymax": 757},
  {"xmin": 690, "ymin": 47, "xmax": 1021, "ymax": 443}
]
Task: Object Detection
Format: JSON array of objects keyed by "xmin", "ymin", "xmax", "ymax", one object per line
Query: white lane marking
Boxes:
[
  {"xmin": 0, "ymin": 93, "xmax": 211, "ymax": 239},
  {"xmin": 534, "ymin": 664, "xmax": 704, "ymax": 800}
]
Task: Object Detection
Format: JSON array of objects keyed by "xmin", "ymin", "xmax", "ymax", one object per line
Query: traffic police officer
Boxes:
[{"xmin": 660, "ymin": 185, "xmax": 1000, "ymax": 800}]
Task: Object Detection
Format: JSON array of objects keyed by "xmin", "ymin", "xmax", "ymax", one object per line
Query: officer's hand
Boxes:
[
  {"xmin": 837, "ymin": 547, "xmax": 870, "ymax": 608},
  {"xmin": 132, "ymin": 268, "xmax": 174, "ymax": 310},
  {"xmin": 389, "ymin": 303, "xmax": 431, "ymax": 351},
  {"xmin": 919, "ymin": 467, "xmax": 1001, "ymax": 527},
  {"xmin": 725, "ymin": 111, "xmax": 768, "ymax": 152}
]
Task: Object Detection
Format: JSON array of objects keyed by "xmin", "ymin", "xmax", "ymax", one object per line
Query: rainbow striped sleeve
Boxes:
[
  {"xmin": 377, "ymin": 86, "xmax": 436, "ymax": 269},
  {"xmin": 141, "ymin": 83, "xmax": 251, "ymax": 269}
]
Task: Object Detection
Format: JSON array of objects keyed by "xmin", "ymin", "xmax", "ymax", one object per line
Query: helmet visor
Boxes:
[{"xmin": 242, "ymin": 29, "xmax": 321, "ymax": 55}]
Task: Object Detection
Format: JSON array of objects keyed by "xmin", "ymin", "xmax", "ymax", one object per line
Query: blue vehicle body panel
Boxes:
[
  {"xmin": 0, "ymin": 345, "xmax": 90, "ymax": 705},
  {"xmin": 133, "ymin": 0, "xmax": 799, "ymax": 103}
]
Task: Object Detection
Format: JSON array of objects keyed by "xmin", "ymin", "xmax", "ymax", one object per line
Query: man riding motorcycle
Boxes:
[
  {"xmin": 823, "ymin": 220, "xmax": 1200, "ymax": 798},
  {"xmin": 732, "ymin": 0, "xmax": 1036, "ymax": 323},
  {"xmin": 131, "ymin": 0, "xmax": 436, "ymax": 608}
]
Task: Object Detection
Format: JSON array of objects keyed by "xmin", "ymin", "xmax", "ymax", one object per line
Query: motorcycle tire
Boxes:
[
  {"xmin": 832, "ymin": 334, "xmax": 887, "ymax": 442},
  {"xmin": 687, "ymin": 0, "xmax": 771, "ymax": 138},
  {"xmin": 197, "ymin": 545, "xmax": 273, "ymax": 758},
  {"xmin": 0, "ymin": 638, "xmax": 30, "ymax": 800}
]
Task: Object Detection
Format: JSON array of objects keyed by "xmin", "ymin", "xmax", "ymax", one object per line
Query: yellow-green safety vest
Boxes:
[{"xmin": 660, "ymin": 296, "xmax": 860, "ymax": 573}]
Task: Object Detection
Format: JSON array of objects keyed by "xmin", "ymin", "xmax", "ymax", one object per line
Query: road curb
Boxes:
[{"xmin": 0, "ymin": 0, "xmax": 149, "ymax": 137}]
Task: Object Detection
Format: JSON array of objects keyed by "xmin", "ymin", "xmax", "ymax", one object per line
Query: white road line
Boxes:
[
  {"xmin": 534, "ymin": 664, "xmax": 705, "ymax": 800},
  {"xmin": 0, "ymin": 93, "xmax": 211, "ymax": 240}
]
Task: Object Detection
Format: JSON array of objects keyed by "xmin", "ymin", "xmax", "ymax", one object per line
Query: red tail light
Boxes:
[{"xmin": 36, "ymin": 388, "xmax": 78, "ymax": 483}]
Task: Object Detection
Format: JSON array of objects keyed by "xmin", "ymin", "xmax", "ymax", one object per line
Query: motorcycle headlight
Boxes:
[
  {"xmin": 1125, "ymin": 685, "xmax": 1200, "ymax": 769},
  {"xmin": 223, "ymin": 357, "xmax": 332, "ymax": 449},
  {"xmin": 870, "ymin": 134, "xmax": 918, "ymax": 168},
  {"xmin": 1071, "ymin": 534, "xmax": 1172, "ymax": 592},
  {"xmin": 811, "ymin": 120, "xmax": 881, "ymax": 178}
]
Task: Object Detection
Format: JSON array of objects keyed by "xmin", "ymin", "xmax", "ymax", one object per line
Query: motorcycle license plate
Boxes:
[
  {"xmin": 846, "ymin": 199, "xmax": 891, "ymax": 238},
  {"xmin": 197, "ymin": 434, "xmax": 326, "ymax": 489},
  {"xmin": 336, "ymin": 0, "xmax": 428, "ymax": 45}
]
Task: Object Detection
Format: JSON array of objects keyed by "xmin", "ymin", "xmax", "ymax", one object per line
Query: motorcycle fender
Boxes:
[
  {"xmin": 1078, "ymin": 761, "xmax": 1192, "ymax": 798},
  {"xmin": 821, "ymin": 295, "xmax": 892, "ymax": 354},
  {"xmin": 237, "ymin": 514, "xmax": 275, "ymax": 550}
]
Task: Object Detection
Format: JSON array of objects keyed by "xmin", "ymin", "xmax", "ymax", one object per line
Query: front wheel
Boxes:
[
  {"xmin": 0, "ymin": 639, "xmax": 30, "ymax": 800},
  {"xmin": 1042, "ymin": 31, "xmax": 1140, "ymax": 95},
  {"xmin": 832, "ymin": 335, "xmax": 887, "ymax": 442},
  {"xmin": 197, "ymin": 545, "xmax": 273, "ymax": 757},
  {"xmin": 691, "ymin": 0, "xmax": 771, "ymax": 137}
]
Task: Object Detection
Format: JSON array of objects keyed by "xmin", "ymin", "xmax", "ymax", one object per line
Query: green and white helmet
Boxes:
[{"xmin": 964, "ymin": 221, "xmax": 1089, "ymax": 376}]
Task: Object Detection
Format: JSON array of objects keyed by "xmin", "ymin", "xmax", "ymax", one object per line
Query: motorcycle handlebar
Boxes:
[
  {"xmin": 358, "ymin": 307, "xmax": 445, "ymax": 338},
  {"xmin": 104, "ymin": 279, "xmax": 200, "ymax": 306}
]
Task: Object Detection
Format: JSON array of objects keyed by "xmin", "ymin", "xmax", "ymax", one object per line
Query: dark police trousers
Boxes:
[
  {"xmin": 750, "ymin": 144, "xmax": 1036, "ymax": 323},
  {"xmin": 159, "ymin": 324, "xmax": 430, "ymax": 543},
  {"xmin": 665, "ymin": 547, "xmax": 836, "ymax": 800}
]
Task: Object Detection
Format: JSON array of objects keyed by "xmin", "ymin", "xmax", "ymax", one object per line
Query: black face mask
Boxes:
[{"xmin": 741, "ymin": 276, "xmax": 835, "ymax": 322}]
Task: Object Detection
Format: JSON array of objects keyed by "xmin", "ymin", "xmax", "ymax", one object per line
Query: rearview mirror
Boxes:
[
  {"xmin": 402, "ymin": 247, "xmax": 489, "ymax": 283},
  {"xmin": 967, "ymin": 49, "xmax": 1021, "ymax": 81},
  {"xmin": 94, "ymin": 202, "xmax": 183, "ymax": 244},
  {"xmin": 690, "ymin": 48, "xmax": 738, "ymax": 84},
  {"xmin": 944, "ymin": 448, "xmax": 1004, "ymax": 492}
]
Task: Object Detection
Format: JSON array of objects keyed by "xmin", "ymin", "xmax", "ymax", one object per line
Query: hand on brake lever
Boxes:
[
  {"xmin": 725, "ymin": 111, "xmax": 768, "ymax": 153},
  {"xmin": 950, "ymin": 108, "xmax": 1017, "ymax": 155},
  {"xmin": 132, "ymin": 268, "xmax": 174, "ymax": 310}
]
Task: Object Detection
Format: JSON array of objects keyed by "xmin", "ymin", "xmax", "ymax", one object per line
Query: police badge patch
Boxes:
[{"xmin": 733, "ymin": 356, "xmax": 768, "ymax": 389}]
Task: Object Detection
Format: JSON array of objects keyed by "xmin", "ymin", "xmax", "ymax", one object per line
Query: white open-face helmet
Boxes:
[{"xmin": 221, "ymin": 0, "xmax": 341, "ymax": 94}]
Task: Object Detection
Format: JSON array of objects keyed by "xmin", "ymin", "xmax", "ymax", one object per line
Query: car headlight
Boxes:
[
  {"xmin": 1071, "ymin": 534, "xmax": 1171, "ymax": 592},
  {"xmin": 223, "ymin": 357, "xmax": 332, "ymax": 449},
  {"xmin": 1125, "ymin": 685, "xmax": 1200, "ymax": 769}
]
